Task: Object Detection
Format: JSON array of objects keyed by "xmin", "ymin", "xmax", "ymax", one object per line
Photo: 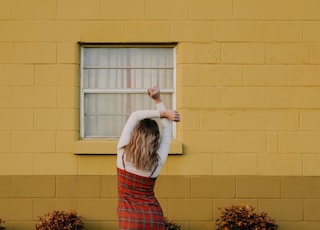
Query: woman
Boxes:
[{"xmin": 117, "ymin": 86, "xmax": 180, "ymax": 230}]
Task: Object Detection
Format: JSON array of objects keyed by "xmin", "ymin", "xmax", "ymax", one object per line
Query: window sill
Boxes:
[{"xmin": 73, "ymin": 139, "xmax": 183, "ymax": 155}]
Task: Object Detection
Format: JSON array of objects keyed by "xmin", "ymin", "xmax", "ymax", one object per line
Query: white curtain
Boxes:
[{"xmin": 82, "ymin": 47, "xmax": 174, "ymax": 138}]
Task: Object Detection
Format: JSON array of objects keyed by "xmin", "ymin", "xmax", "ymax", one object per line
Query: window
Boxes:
[{"xmin": 80, "ymin": 44, "xmax": 176, "ymax": 139}]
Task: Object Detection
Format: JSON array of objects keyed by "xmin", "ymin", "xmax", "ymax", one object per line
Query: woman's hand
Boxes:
[
  {"xmin": 147, "ymin": 86, "xmax": 161, "ymax": 103},
  {"xmin": 160, "ymin": 110, "xmax": 180, "ymax": 122}
]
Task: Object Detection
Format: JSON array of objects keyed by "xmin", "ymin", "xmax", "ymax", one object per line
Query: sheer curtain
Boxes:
[{"xmin": 81, "ymin": 47, "xmax": 174, "ymax": 138}]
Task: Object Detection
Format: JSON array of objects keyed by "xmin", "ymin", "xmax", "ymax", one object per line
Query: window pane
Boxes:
[{"xmin": 81, "ymin": 46, "xmax": 175, "ymax": 138}]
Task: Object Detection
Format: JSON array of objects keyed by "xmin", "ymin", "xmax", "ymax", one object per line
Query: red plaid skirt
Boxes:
[{"xmin": 117, "ymin": 168, "xmax": 165, "ymax": 230}]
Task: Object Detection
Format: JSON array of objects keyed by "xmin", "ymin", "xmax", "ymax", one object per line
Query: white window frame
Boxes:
[{"xmin": 80, "ymin": 43, "xmax": 177, "ymax": 139}]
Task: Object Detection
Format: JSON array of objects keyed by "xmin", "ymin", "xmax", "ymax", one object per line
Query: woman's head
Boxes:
[{"xmin": 124, "ymin": 118, "xmax": 160, "ymax": 171}]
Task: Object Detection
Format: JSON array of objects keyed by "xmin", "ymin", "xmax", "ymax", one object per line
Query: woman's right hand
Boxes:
[
  {"xmin": 160, "ymin": 110, "xmax": 180, "ymax": 122},
  {"xmin": 147, "ymin": 86, "xmax": 161, "ymax": 103}
]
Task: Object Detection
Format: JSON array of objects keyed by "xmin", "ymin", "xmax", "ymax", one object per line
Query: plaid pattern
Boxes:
[{"xmin": 117, "ymin": 168, "xmax": 165, "ymax": 230}]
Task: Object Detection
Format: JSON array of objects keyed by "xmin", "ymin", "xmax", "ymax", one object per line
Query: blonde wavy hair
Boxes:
[{"xmin": 124, "ymin": 118, "xmax": 160, "ymax": 171}]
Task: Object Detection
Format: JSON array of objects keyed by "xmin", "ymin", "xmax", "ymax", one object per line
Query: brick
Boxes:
[
  {"xmin": 0, "ymin": 153, "xmax": 34, "ymax": 175},
  {"xmin": 13, "ymin": 0, "xmax": 56, "ymax": 19},
  {"xmin": 12, "ymin": 131, "xmax": 56, "ymax": 153},
  {"xmin": 57, "ymin": 87, "xmax": 79, "ymax": 108},
  {"xmin": 14, "ymin": 42, "xmax": 56, "ymax": 64},
  {"xmin": 78, "ymin": 199, "xmax": 118, "ymax": 220},
  {"xmin": 221, "ymin": 43, "xmax": 265, "ymax": 64},
  {"xmin": 311, "ymin": 43, "xmax": 320, "ymax": 64},
  {"xmin": 213, "ymin": 154, "xmax": 257, "ymax": 175},
  {"xmin": 259, "ymin": 199, "xmax": 303, "ymax": 221},
  {"xmin": 202, "ymin": 110, "xmax": 243, "ymax": 131},
  {"xmin": 56, "ymin": 131, "xmax": 79, "ymax": 153},
  {"xmin": 221, "ymin": 87, "xmax": 265, "ymax": 108},
  {"xmin": 56, "ymin": 176, "xmax": 100, "ymax": 197},
  {"xmin": 58, "ymin": 43, "xmax": 80, "ymax": 64},
  {"xmin": 13, "ymin": 87, "xmax": 56, "ymax": 108},
  {"xmin": 191, "ymin": 176, "xmax": 235, "ymax": 198},
  {"xmin": 266, "ymin": 87, "xmax": 310, "ymax": 108},
  {"xmin": 190, "ymin": 222, "xmax": 216, "ymax": 230},
  {"xmin": 167, "ymin": 153, "xmax": 213, "ymax": 175},
  {"xmin": 199, "ymin": 65, "xmax": 243, "ymax": 86},
  {"xmin": 11, "ymin": 176, "xmax": 55, "ymax": 197},
  {"xmin": 99, "ymin": 220, "xmax": 119, "ymax": 230},
  {"xmin": 183, "ymin": 131, "xmax": 220, "ymax": 153},
  {"xmin": 171, "ymin": 21, "xmax": 214, "ymax": 42},
  {"xmin": 35, "ymin": 64, "xmax": 79, "ymax": 86},
  {"xmin": 156, "ymin": 176, "xmax": 190, "ymax": 198},
  {"xmin": 304, "ymin": 154, "xmax": 320, "ymax": 176},
  {"xmin": 267, "ymin": 132, "xmax": 278, "ymax": 153},
  {"xmin": 180, "ymin": 110, "xmax": 200, "ymax": 131},
  {"xmin": 0, "ymin": 0, "xmax": 11, "ymax": 19},
  {"xmin": 177, "ymin": 43, "xmax": 220, "ymax": 64},
  {"xmin": 79, "ymin": 155, "xmax": 117, "ymax": 175},
  {"xmin": 279, "ymin": 222, "xmax": 320, "ymax": 230},
  {"xmin": 180, "ymin": 87, "xmax": 220, "ymax": 108},
  {"xmin": 167, "ymin": 198, "xmax": 213, "ymax": 220},
  {"xmin": 278, "ymin": 0, "xmax": 320, "ymax": 20},
  {"xmin": 215, "ymin": 21, "xmax": 262, "ymax": 42},
  {"xmin": 244, "ymin": 110, "xmax": 299, "ymax": 131},
  {"xmin": 234, "ymin": 0, "xmax": 277, "ymax": 19},
  {"xmin": 101, "ymin": 176, "xmax": 117, "ymax": 198},
  {"xmin": 0, "ymin": 87, "xmax": 12, "ymax": 108},
  {"xmin": 0, "ymin": 64, "xmax": 34, "ymax": 86},
  {"xmin": 33, "ymin": 198, "xmax": 78, "ymax": 219},
  {"xmin": 266, "ymin": 43, "xmax": 309, "ymax": 64},
  {"xmin": 177, "ymin": 64, "xmax": 198, "ymax": 86},
  {"xmin": 81, "ymin": 21, "xmax": 126, "ymax": 42},
  {"xmin": 261, "ymin": 22, "xmax": 303, "ymax": 42},
  {"xmin": 311, "ymin": 87, "xmax": 320, "ymax": 108},
  {"xmin": 287, "ymin": 65, "xmax": 320, "ymax": 86},
  {"xmin": 34, "ymin": 153, "xmax": 78, "ymax": 175},
  {"xmin": 0, "ymin": 43, "xmax": 13, "ymax": 63},
  {"xmin": 282, "ymin": 176, "xmax": 320, "ymax": 198},
  {"xmin": 303, "ymin": 22, "xmax": 320, "ymax": 42},
  {"xmin": 0, "ymin": 108, "xmax": 33, "ymax": 130},
  {"xmin": 126, "ymin": 21, "xmax": 170, "ymax": 42},
  {"xmin": 146, "ymin": 0, "xmax": 188, "ymax": 20},
  {"xmin": 190, "ymin": 0, "xmax": 232, "ymax": 20},
  {"xmin": 222, "ymin": 131, "xmax": 266, "ymax": 153},
  {"xmin": 305, "ymin": 199, "xmax": 320, "ymax": 221},
  {"xmin": 101, "ymin": 0, "xmax": 143, "ymax": 20},
  {"xmin": 236, "ymin": 176, "xmax": 281, "ymax": 198},
  {"xmin": 301, "ymin": 111, "xmax": 320, "ymax": 130},
  {"xmin": 244, "ymin": 65, "xmax": 286, "ymax": 86},
  {"xmin": 0, "ymin": 132, "xmax": 11, "ymax": 152},
  {"xmin": 0, "ymin": 22, "xmax": 13, "ymax": 41},
  {"xmin": 258, "ymin": 154, "xmax": 302, "ymax": 176},
  {"xmin": 11, "ymin": 21, "xmax": 37, "ymax": 41},
  {"xmin": 57, "ymin": 0, "xmax": 100, "ymax": 20},
  {"xmin": 37, "ymin": 21, "xmax": 80, "ymax": 42},
  {"xmin": 0, "ymin": 198, "xmax": 33, "ymax": 220},
  {"xmin": 34, "ymin": 109, "xmax": 79, "ymax": 130},
  {"xmin": 0, "ymin": 176, "xmax": 10, "ymax": 197},
  {"xmin": 279, "ymin": 132, "xmax": 320, "ymax": 153}
]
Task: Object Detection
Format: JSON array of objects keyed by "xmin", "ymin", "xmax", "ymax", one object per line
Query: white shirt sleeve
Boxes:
[{"xmin": 155, "ymin": 102, "xmax": 172, "ymax": 166}]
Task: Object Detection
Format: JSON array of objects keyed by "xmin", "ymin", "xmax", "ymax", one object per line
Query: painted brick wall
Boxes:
[{"xmin": 1, "ymin": 0, "xmax": 320, "ymax": 229}]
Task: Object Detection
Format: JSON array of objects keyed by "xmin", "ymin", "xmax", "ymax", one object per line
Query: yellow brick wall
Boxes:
[{"xmin": 1, "ymin": 0, "xmax": 320, "ymax": 229}]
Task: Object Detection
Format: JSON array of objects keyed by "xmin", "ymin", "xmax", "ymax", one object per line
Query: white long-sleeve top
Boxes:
[{"xmin": 117, "ymin": 102, "xmax": 172, "ymax": 178}]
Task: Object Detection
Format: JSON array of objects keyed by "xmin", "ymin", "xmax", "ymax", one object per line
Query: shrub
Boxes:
[
  {"xmin": 216, "ymin": 203, "xmax": 278, "ymax": 230},
  {"xmin": 0, "ymin": 219, "xmax": 5, "ymax": 230},
  {"xmin": 35, "ymin": 210, "xmax": 84, "ymax": 230},
  {"xmin": 165, "ymin": 218, "xmax": 181, "ymax": 230}
]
